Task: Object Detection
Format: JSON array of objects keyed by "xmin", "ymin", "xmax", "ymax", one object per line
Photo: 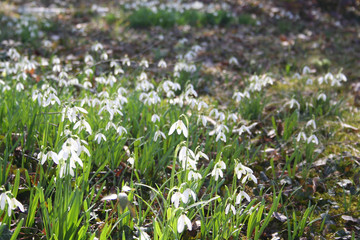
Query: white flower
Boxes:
[
  {"xmin": 151, "ymin": 114, "xmax": 160, "ymax": 123},
  {"xmin": 302, "ymin": 66, "xmax": 314, "ymax": 75},
  {"xmin": 16, "ymin": 82, "xmax": 24, "ymax": 92},
  {"xmin": 233, "ymin": 92, "xmax": 244, "ymax": 102},
  {"xmin": 94, "ymin": 133, "xmax": 107, "ymax": 144},
  {"xmin": 178, "ymin": 147, "xmax": 197, "ymax": 170},
  {"xmin": 287, "ymin": 99, "xmax": 300, "ymax": 109},
  {"xmin": 73, "ymin": 118, "xmax": 92, "ymax": 135},
  {"xmin": 154, "ymin": 130, "xmax": 166, "ymax": 142},
  {"xmin": 317, "ymin": 93, "xmax": 326, "ymax": 101},
  {"xmin": 38, "ymin": 152, "xmax": 47, "ymax": 165},
  {"xmin": 195, "ymin": 151, "xmax": 208, "ymax": 161},
  {"xmin": 188, "ymin": 170, "xmax": 202, "ymax": 181},
  {"xmin": 336, "ymin": 73, "xmax": 347, "ymax": 82},
  {"xmin": 122, "ymin": 55, "xmax": 131, "ymax": 66},
  {"xmin": 211, "ymin": 161, "xmax": 226, "ymax": 181},
  {"xmin": 242, "ymin": 173, "xmax": 258, "ymax": 184},
  {"xmin": 127, "ymin": 157, "xmax": 134, "ymax": 167},
  {"xmin": 158, "ymin": 59, "xmax": 167, "ymax": 68},
  {"xmin": 228, "ymin": 113, "xmax": 238, "ymax": 122},
  {"xmin": 236, "ymin": 191, "xmax": 250, "ymax": 204},
  {"xmin": 0, "ymin": 192, "xmax": 25, "ymax": 216},
  {"xmin": 138, "ymin": 229, "xmax": 150, "ymax": 240},
  {"xmin": 197, "ymin": 101, "xmax": 208, "ymax": 111},
  {"xmin": 306, "ymin": 78, "xmax": 313, "ymax": 85},
  {"xmin": 215, "ymin": 132, "xmax": 226, "ymax": 142},
  {"xmin": 229, "ymin": 56, "xmax": 239, "ymax": 66},
  {"xmin": 117, "ymin": 126, "xmax": 127, "ymax": 136},
  {"xmin": 169, "ymin": 120, "xmax": 188, "ymax": 138},
  {"xmin": 237, "ymin": 125, "xmax": 251, "ymax": 136},
  {"xmin": 296, "ymin": 132, "xmax": 307, "ymax": 142},
  {"xmin": 317, "ymin": 76, "xmax": 326, "ymax": 85},
  {"xmin": 307, "ymin": 134, "xmax": 319, "ymax": 145},
  {"xmin": 171, "ymin": 188, "xmax": 196, "ymax": 208},
  {"xmin": 47, "ymin": 151, "xmax": 59, "ymax": 165},
  {"xmin": 225, "ymin": 203, "xmax": 236, "ymax": 215},
  {"xmin": 197, "ymin": 115, "xmax": 207, "ymax": 127},
  {"xmin": 306, "ymin": 119, "xmax": 316, "ymax": 130},
  {"xmin": 140, "ymin": 59, "xmax": 149, "ymax": 68},
  {"xmin": 101, "ymin": 52, "xmax": 108, "ymax": 61},
  {"xmin": 177, "ymin": 214, "xmax": 192, "ymax": 233},
  {"xmin": 234, "ymin": 162, "xmax": 254, "ymax": 180}
]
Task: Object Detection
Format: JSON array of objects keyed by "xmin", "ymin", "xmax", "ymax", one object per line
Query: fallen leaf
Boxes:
[{"xmin": 273, "ymin": 212, "xmax": 287, "ymax": 222}]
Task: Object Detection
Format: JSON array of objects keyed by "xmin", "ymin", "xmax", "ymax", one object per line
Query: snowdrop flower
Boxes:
[
  {"xmin": 94, "ymin": 133, "xmax": 107, "ymax": 144},
  {"xmin": 85, "ymin": 68, "xmax": 93, "ymax": 76},
  {"xmin": 234, "ymin": 162, "xmax": 254, "ymax": 181},
  {"xmin": 242, "ymin": 172, "xmax": 258, "ymax": 184},
  {"xmin": 138, "ymin": 229, "xmax": 150, "ymax": 240},
  {"xmin": 296, "ymin": 132, "xmax": 307, "ymax": 142},
  {"xmin": 188, "ymin": 98, "xmax": 198, "ymax": 109},
  {"xmin": 306, "ymin": 78, "xmax": 313, "ymax": 85},
  {"xmin": 302, "ymin": 66, "xmax": 314, "ymax": 75},
  {"xmin": 228, "ymin": 113, "xmax": 238, "ymax": 122},
  {"xmin": 177, "ymin": 214, "xmax": 192, "ymax": 233},
  {"xmin": 2, "ymin": 86, "xmax": 10, "ymax": 94},
  {"xmin": 38, "ymin": 152, "xmax": 48, "ymax": 165},
  {"xmin": 122, "ymin": 55, "xmax": 131, "ymax": 66},
  {"xmin": 233, "ymin": 92, "xmax": 245, "ymax": 102},
  {"xmin": 197, "ymin": 101, "xmax": 208, "ymax": 111},
  {"xmin": 140, "ymin": 58, "xmax": 149, "ymax": 68},
  {"xmin": 117, "ymin": 126, "xmax": 127, "ymax": 136},
  {"xmin": 0, "ymin": 192, "xmax": 25, "ymax": 216},
  {"xmin": 44, "ymin": 92, "xmax": 61, "ymax": 107},
  {"xmin": 209, "ymin": 109, "xmax": 219, "ymax": 118},
  {"xmin": 39, "ymin": 151, "xmax": 60, "ymax": 165},
  {"xmin": 62, "ymin": 106, "xmax": 88, "ymax": 123},
  {"xmin": 153, "ymin": 130, "xmax": 166, "ymax": 142},
  {"xmin": 171, "ymin": 188, "xmax": 196, "ymax": 208},
  {"xmin": 16, "ymin": 82, "xmax": 24, "ymax": 92},
  {"xmin": 185, "ymin": 84, "xmax": 198, "ymax": 98},
  {"xmin": 306, "ymin": 119, "xmax": 316, "ymax": 130},
  {"xmin": 73, "ymin": 117, "xmax": 92, "ymax": 135},
  {"xmin": 158, "ymin": 59, "xmax": 167, "ymax": 68},
  {"xmin": 127, "ymin": 157, "xmax": 134, "ymax": 167},
  {"xmin": 225, "ymin": 203, "xmax": 236, "ymax": 215},
  {"xmin": 114, "ymin": 66, "xmax": 124, "ymax": 75},
  {"xmin": 84, "ymin": 54, "xmax": 94, "ymax": 65},
  {"xmin": 325, "ymin": 72, "xmax": 334, "ymax": 82},
  {"xmin": 336, "ymin": 73, "xmax": 347, "ymax": 82},
  {"xmin": 91, "ymin": 42, "xmax": 103, "ymax": 52},
  {"xmin": 235, "ymin": 191, "xmax": 250, "ymax": 204},
  {"xmin": 286, "ymin": 99, "xmax": 300, "ymax": 109},
  {"xmin": 178, "ymin": 147, "xmax": 197, "ymax": 170},
  {"xmin": 197, "ymin": 115, "xmax": 207, "ymax": 127},
  {"xmin": 195, "ymin": 150, "xmax": 209, "ymax": 161},
  {"xmin": 237, "ymin": 125, "xmax": 251, "ymax": 136},
  {"xmin": 307, "ymin": 134, "xmax": 319, "ymax": 145},
  {"xmin": 211, "ymin": 161, "xmax": 226, "ymax": 181},
  {"xmin": 169, "ymin": 120, "xmax": 188, "ymax": 138},
  {"xmin": 188, "ymin": 170, "xmax": 202, "ymax": 181},
  {"xmin": 292, "ymin": 73, "xmax": 301, "ymax": 79},
  {"xmin": 105, "ymin": 122, "xmax": 117, "ymax": 131},
  {"xmin": 229, "ymin": 56, "xmax": 239, "ymax": 65},
  {"xmin": 100, "ymin": 52, "xmax": 108, "ymax": 61},
  {"xmin": 151, "ymin": 114, "xmax": 160, "ymax": 123},
  {"xmin": 317, "ymin": 93, "xmax": 326, "ymax": 101},
  {"xmin": 317, "ymin": 76, "xmax": 326, "ymax": 85},
  {"xmin": 215, "ymin": 132, "xmax": 226, "ymax": 142},
  {"xmin": 47, "ymin": 151, "xmax": 59, "ymax": 165}
]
